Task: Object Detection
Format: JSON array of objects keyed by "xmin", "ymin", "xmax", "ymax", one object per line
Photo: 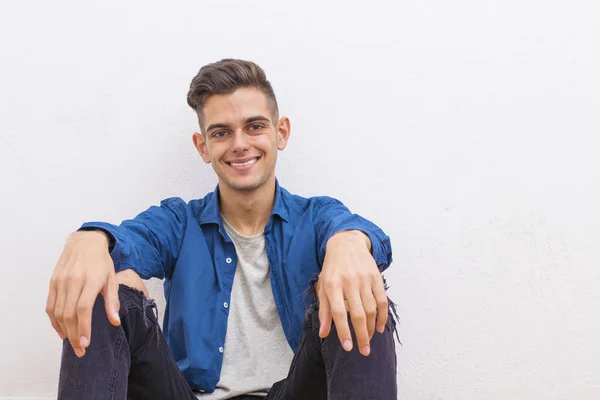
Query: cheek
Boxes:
[
  {"xmin": 256, "ymin": 136, "xmax": 278, "ymax": 152},
  {"xmin": 208, "ymin": 144, "xmax": 226, "ymax": 159}
]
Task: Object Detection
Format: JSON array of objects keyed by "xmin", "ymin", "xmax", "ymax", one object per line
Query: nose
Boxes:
[{"xmin": 231, "ymin": 130, "xmax": 249, "ymax": 153}]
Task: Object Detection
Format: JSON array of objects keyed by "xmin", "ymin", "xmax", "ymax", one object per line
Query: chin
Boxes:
[
  {"xmin": 224, "ymin": 174, "xmax": 272, "ymax": 192},
  {"xmin": 225, "ymin": 177, "xmax": 263, "ymax": 192}
]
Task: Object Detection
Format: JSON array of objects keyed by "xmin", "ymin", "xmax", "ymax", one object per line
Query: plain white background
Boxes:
[{"xmin": 1, "ymin": 0, "xmax": 599, "ymax": 398}]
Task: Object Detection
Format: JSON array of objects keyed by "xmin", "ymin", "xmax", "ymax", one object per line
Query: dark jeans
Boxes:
[{"xmin": 58, "ymin": 285, "xmax": 398, "ymax": 400}]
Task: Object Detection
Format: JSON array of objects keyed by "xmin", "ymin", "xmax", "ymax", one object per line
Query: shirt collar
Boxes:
[
  {"xmin": 271, "ymin": 180, "xmax": 290, "ymax": 222},
  {"xmin": 198, "ymin": 179, "xmax": 289, "ymax": 226}
]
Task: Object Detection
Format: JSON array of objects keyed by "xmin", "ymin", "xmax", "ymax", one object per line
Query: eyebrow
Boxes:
[{"xmin": 206, "ymin": 115, "xmax": 271, "ymax": 133}]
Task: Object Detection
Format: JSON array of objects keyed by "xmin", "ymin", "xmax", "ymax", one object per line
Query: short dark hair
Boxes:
[{"xmin": 187, "ymin": 59, "xmax": 279, "ymax": 130}]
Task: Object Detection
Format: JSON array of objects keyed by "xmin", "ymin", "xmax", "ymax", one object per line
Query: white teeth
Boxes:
[{"xmin": 230, "ymin": 158, "xmax": 258, "ymax": 167}]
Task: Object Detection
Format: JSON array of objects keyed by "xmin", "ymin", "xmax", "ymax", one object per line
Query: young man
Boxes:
[{"xmin": 46, "ymin": 59, "xmax": 398, "ymax": 399}]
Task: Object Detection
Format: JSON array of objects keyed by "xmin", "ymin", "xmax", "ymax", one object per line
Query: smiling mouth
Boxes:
[{"xmin": 227, "ymin": 157, "xmax": 260, "ymax": 167}]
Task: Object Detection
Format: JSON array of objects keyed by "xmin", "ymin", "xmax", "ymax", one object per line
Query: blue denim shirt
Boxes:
[{"xmin": 80, "ymin": 182, "xmax": 392, "ymax": 392}]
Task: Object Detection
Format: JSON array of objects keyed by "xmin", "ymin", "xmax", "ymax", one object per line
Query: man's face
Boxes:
[{"xmin": 193, "ymin": 87, "xmax": 290, "ymax": 193}]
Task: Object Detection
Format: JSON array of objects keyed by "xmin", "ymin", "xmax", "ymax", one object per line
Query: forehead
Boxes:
[{"xmin": 203, "ymin": 87, "xmax": 271, "ymax": 126}]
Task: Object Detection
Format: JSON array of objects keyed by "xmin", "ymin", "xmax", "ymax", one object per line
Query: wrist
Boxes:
[
  {"xmin": 68, "ymin": 229, "xmax": 110, "ymax": 248},
  {"xmin": 327, "ymin": 230, "xmax": 371, "ymax": 251}
]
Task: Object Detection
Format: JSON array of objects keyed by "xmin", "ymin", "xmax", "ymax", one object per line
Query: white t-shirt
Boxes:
[{"xmin": 196, "ymin": 218, "xmax": 294, "ymax": 399}]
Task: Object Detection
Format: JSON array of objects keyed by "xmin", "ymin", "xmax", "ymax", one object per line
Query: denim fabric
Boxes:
[
  {"xmin": 58, "ymin": 285, "xmax": 398, "ymax": 399},
  {"xmin": 78, "ymin": 182, "xmax": 393, "ymax": 391},
  {"xmin": 58, "ymin": 285, "xmax": 197, "ymax": 400},
  {"xmin": 266, "ymin": 298, "xmax": 398, "ymax": 400}
]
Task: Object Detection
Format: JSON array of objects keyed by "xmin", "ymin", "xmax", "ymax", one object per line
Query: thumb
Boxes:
[
  {"xmin": 102, "ymin": 273, "xmax": 121, "ymax": 326},
  {"xmin": 318, "ymin": 291, "xmax": 332, "ymax": 338}
]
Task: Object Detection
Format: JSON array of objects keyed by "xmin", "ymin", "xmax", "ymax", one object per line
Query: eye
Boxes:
[
  {"xmin": 248, "ymin": 124, "xmax": 264, "ymax": 131},
  {"xmin": 211, "ymin": 130, "xmax": 227, "ymax": 138}
]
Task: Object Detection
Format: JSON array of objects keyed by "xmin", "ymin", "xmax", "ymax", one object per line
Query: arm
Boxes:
[
  {"xmin": 313, "ymin": 198, "xmax": 393, "ymax": 356},
  {"xmin": 314, "ymin": 198, "xmax": 393, "ymax": 271},
  {"xmin": 79, "ymin": 197, "xmax": 188, "ymax": 280},
  {"xmin": 46, "ymin": 198, "xmax": 187, "ymax": 358}
]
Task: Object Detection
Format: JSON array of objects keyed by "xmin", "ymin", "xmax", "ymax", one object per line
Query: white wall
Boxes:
[{"xmin": 1, "ymin": 0, "xmax": 599, "ymax": 398}]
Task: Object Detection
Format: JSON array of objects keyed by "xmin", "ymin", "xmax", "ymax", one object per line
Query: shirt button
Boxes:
[
  {"xmin": 223, "ymin": 302, "xmax": 229, "ymax": 309},
  {"xmin": 225, "ymin": 257, "xmax": 232, "ymax": 264},
  {"xmin": 219, "ymin": 346, "xmax": 224, "ymax": 353}
]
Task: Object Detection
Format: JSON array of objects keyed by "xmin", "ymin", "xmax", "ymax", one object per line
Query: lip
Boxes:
[
  {"xmin": 226, "ymin": 156, "xmax": 260, "ymax": 171},
  {"xmin": 226, "ymin": 156, "xmax": 260, "ymax": 164}
]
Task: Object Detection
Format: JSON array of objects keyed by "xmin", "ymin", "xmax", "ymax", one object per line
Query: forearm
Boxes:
[
  {"xmin": 314, "ymin": 198, "xmax": 393, "ymax": 271},
  {"xmin": 77, "ymin": 199, "xmax": 187, "ymax": 280}
]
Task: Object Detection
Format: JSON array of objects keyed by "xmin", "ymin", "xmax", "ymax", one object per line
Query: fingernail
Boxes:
[
  {"xmin": 113, "ymin": 313, "xmax": 121, "ymax": 323},
  {"xmin": 343, "ymin": 339, "xmax": 352, "ymax": 351},
  {"xmin": 378, "ymin": 324, "xmax": 385, "ymax": 333},
  {"xmin": 74, "ymin": 348, "xmax": 84, "ymax": 358},
  {"xmin": 80, "ymin": 336, "xmax": 89, "ymax": 347},
  {"xmin": 361, "ymin": 345, "xmax": 370, "ymax": 356}
]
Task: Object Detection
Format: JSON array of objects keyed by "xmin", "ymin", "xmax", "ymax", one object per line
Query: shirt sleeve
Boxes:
[
  {"xmin": 78, "ymin": 197, "xmax": 188, "ymax": 280},
  {"xmin": 313, "ymin": 197, "xmax": 393, "ymax": 272}
]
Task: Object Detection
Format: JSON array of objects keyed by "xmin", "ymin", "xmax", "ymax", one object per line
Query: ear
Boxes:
[
  {"xmin": 276, "ymin": 117, "xmax": 291, "ymax": 151},
  {"xmin": 192, "ymin": 132, "xmax": 211, "ymax": 164}
]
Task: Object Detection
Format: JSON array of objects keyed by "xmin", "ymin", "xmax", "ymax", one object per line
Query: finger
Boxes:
[
  {"xmin": 77, "ymin": 279, "xmax": 104, "ymax": 350},
  {"xmin": 318, "ymin": 291, "xmax": 332, "ymax": 338},
  {"xmin": 48, "ymin": 252, "xmax": 71, "ymax": 339},
  {"xmin": 329, "ymin": 287, "xmax": 352, "ymax": 352},
  {"xmin": 63, "ymin": 276, "xmax": 85, "ymax": 356},
  {"xmin": 361, "ymin": 283, "xmax": 377, "ymax": 341},
  {"xmin": 46, "ymin": 276, "xmax": 65, "ymax": 340},
  {"xmin": 102, "ymin": 272, "xmax": 121, "ymax": 327},
  {"xmin": 373, "ymin": 275, "xmax": 389, "ymax": 333},
  {"xmin": 53, "ymin": 278, "xmax": 69, "ymax": 342},
  {"xmin": 346, "ymin": 291, "xmax": 370, "ymax": 356}
]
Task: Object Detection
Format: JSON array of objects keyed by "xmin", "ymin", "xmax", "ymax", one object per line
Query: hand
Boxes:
[
  {"xmin": 45, "ymin": 230, "xmax": 121, "ymax": 358},
  {"xmin": 317, "ymin": 230, "xmax": 388, "ymax": 356}
]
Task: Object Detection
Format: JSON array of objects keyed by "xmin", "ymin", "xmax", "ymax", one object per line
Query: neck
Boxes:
[{"xmin": 219, "ymin": 177, "xmax": 276, "ymax": 236}]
